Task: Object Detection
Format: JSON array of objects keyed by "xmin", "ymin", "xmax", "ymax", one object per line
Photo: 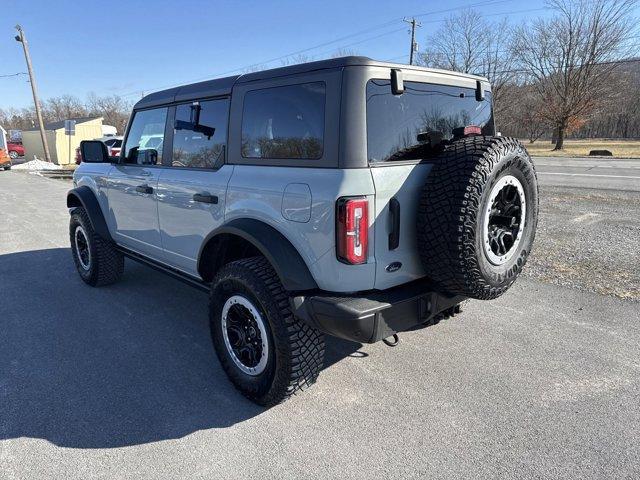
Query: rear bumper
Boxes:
[{"xmin": 291, "ymin": 279, "xmax": 466, "ymax": 343}]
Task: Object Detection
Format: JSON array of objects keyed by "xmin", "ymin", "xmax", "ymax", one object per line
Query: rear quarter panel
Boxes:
[{"xmin": 226, "ymin": 166, "xmax": 376, "ymax": 292}]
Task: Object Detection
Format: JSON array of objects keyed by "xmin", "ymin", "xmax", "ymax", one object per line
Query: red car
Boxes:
[{"xmin": 7, "ymin": 142, "xmax": 25, "ymax": 159}]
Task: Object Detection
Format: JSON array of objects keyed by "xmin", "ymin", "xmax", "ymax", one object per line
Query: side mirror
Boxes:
[{"xmin": 80, "ymin": 140, "xmax": 110, "ymax": 163}]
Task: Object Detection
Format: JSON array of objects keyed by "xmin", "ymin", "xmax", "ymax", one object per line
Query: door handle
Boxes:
[
  {"xmin": 193, "ymin": 193, "xmax": 218, "ymax": 204},
  {"xmin": 136, "ymin": 184, "xmax": 154, "ymax": 194}
]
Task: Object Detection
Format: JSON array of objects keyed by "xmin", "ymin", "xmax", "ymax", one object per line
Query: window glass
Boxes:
[
  {"xmin": 123, "ymin": 107, "xmax": 167, "ymax": 165},
  {"xmin": 241, "ymin": 82, "xmax": 325, "ymax": 159},
  {"xmin": 366, "ymin": 80, "xmax": 494, "ymax": 162},
  {"xmin": 172, "ymin": 99, "xmax": 228, "ymax": 168}
]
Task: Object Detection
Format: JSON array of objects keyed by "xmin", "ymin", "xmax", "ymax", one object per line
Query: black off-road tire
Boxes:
[
  {"xmin": 69, "ymin": 207, "xmax": 124, "ymax": 286},
  {"xmin": 209, "ymin": 256, "xmax": 325, "ymax": 406},
  {"xmin": 417, "ymin": 136, "xmax": 538, "ymax": 300}
]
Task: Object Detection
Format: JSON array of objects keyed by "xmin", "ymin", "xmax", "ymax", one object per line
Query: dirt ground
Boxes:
[{"xmin": 523, "ymin": 138, "xmax": 640, "ymax": 158}]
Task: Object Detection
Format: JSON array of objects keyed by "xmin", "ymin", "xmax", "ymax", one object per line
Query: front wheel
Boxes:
[
  {"xmin": 9, "ymin": 151, "xmax": 18, "ymax": 159},
  {"xmin": 69, "ymin": 207, "xmax": 124, "ymax": 286},
  {"xmin": 209, "ymin": 257, "xmax": 325, "ymax": 406}
]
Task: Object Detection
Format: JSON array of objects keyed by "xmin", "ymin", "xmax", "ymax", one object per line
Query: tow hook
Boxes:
[{"xmin": 382, "ymin": 334, "xmax": 399, "ymax": 347}]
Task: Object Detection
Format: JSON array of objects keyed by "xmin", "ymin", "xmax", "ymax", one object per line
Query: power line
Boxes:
[
  {"xmin": 0, "ymin": 72, "xmax": 27, "ymax": 78},
  {"xmin": 412, "ymin": 0, "xmax": 517, "ymax": 18},
  {"xmin": 117, "ymin": 0, "xmax": 521, "ymax": 98}
]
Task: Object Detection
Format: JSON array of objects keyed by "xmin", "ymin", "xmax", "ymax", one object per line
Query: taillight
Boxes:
[
  {"xmin": 336, "ymin": 197, "xmax": 368, "ymax": 265},
  {"xmin": 453, "ymin": 125, "xmax": 482, "ymax": 138}
]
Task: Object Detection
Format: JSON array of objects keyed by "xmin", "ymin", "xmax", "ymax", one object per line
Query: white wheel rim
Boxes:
[
  {"xmin": 74, "ymin": 225, "xmax": 92, "ymax": 271},
  {"xmin": 482, "ymin": 175, "xmax": 527, "ymax": 266},
  {"xmin": 221, "ymin": 295, "xmax": 269, "ymax": 376}
]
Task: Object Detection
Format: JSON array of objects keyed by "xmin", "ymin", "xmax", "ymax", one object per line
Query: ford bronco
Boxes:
[{"xmin": 69, "ymin": 57, "xmax": 538, "ymax": 406}]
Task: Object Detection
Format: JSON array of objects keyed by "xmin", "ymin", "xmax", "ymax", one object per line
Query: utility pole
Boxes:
[
  {"xmin": 403, "ymin": 17, "xmax": 421, "ymax": 65},
  {"xmin": 15, "ymin": 24, "xmax": 51, "ymax": 163}
]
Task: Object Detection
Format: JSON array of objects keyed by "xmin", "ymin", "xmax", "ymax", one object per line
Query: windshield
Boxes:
[{"xmin": 366, "ymin": 79, "xmax": 494, "ymax": 162}]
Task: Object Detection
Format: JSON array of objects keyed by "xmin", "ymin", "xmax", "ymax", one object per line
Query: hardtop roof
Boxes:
[{"xmin": 134, "ymin": 56, "xmax": 488, "ymax": 109}]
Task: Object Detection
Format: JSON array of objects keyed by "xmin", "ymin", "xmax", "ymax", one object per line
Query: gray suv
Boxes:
[{"xmin": 69, "ymin": 57, "xmax": 538, "ymax": 406}]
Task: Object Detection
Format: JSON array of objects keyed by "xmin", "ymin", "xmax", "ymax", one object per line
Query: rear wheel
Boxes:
[
  {"xmin": 69, "ymin": 207, "xmax": 124, "ymax": 286},
  {"xmin": 9, "ymin": 151, "xmax": 18, "ymax": 159},
  {"xmin": 209, "ymin": 256, "xmax": 325, "ymax": 406},
  {"xmin": 417, "ymin": 136, "xmax": 538, "ymax": 299}
]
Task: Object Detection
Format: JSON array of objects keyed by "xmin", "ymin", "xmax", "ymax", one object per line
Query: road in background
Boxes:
[
  {"xmin": 0, "ymin": 164, "xmax": 639, "ymax": 479},
  {"xmin": 534, "ymin": 156, "xmax": 640, "ymax": 191}
]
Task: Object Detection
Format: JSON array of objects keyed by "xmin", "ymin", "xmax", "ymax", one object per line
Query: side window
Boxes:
[
  {"xmin": 241, "ymin": 82, "xmax": 325, "ymax": 160},
  {"xmin": 172, "ymin": 99, "xmax": 228, "ymax": 168},
  {"xmin": 123, "ymin": 107, "xmax": 168, "ymax": 165}
]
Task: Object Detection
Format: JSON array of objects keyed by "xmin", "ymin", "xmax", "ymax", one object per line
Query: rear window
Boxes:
[
  {"xmin": 241, "ymin": 82, "xmax": 325, "ymax": 160},
  {"xmin": 366, "ymin": 79, "xmax": 494, "ymax": 163}
]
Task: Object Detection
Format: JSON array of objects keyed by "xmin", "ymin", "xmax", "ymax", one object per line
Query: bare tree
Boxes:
[
  {"xmin": 86, "ymin": 93, "xmax": 132, "ymax": 133},
  {"xmin": 44, "ymin": 95, "xmax": 87, "ymax": 122},
  {"xmin": 330, "ymin": 48, "xmax": 359, "ymax": 58},
  {"xmin": 280, "ymin": 54, "xmax": 313, "ymax": 66},
  {"xmin": 512, "ymin": 0, "xmax": 637, "ymax": 150},
  {"xmin": 498, "ymin": 84, "xmax": 552, "ymax": 142},
  {"xmin": 418, "ymin": 9, "xmax": 516, "ymax": 109}
]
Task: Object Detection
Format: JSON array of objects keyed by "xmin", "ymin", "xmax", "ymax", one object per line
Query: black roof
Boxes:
[
  {"xmin": 134, "ymin": 75, "xmax": 240, "ymax": 110},
  {"xmin": 133, "ymin": 56, "xmax": 486, "ymax": 110},
  {"xmin": 24, "ymin": 116, "xmax": 101, "ymax": 131}
]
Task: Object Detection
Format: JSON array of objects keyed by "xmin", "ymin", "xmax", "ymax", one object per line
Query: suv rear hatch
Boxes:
[{"xmin": 367, "ymin": 75, "xmax": 494, "ymax": 290}]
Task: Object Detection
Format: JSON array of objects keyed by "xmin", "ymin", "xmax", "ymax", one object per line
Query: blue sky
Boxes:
[{"xmin": 0, "ymin": 0, "xmax": 612, "ymax": 109}]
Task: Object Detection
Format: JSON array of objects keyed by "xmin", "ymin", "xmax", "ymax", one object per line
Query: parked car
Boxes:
[
  {"xmin": 69, "ymin": 57, "xmax": 539, "ymax": 406},
  {"xmin": 7, "ymin": 141, "xmax": 24, "ymax": 159},
  {"xmin": 75, "ymin": 136, "xmax": 123, "ymax": 164},
  {"xmin": 0, "ymin": 148, "xmax": 11, "ymax": 170}
]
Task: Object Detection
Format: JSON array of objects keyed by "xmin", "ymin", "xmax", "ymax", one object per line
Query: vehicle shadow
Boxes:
[{"xmin": 0, "ymin": 248, "xmax": 364, "ymax": 448}]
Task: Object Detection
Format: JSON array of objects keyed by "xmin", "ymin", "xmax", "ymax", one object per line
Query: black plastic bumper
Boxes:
[{"xmin": 291, "ymin": 279, "xmax": 466, "ymax": 343}]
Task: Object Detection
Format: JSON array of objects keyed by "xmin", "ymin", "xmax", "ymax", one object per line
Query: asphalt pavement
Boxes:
[
  {"xmin": 0, "ymin": 163, "xmax": 639, "ymax": 479},
  {"xmin": 534, "ymin": 156, "xmax": 640, "ymax": 191}
]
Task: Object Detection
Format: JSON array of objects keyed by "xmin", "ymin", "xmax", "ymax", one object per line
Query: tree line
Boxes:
[
  {"xmin": 2, "ymin": 0, "xmax": 637, "ymax": 150},
  {"xmin": 0, "ymin": 93, "xmax": 131, "ymax": 135},
  {"xmin": 419, "ymin": 0, "xmax": 639, "ymax": 149}
]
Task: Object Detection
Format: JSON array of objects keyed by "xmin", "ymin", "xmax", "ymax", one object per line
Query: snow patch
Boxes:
[{"xmin": 12, "ymin": 159, "xmax": 62, "ymax": 171}]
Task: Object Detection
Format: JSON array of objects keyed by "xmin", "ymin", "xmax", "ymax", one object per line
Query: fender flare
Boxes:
[
  {"xmin": 198, "ymin": 218, "xmax": 318, "ymax": 292},
  {"xmin": 66, "ymin": 186, "xmax": 112, "ymax": 241}
]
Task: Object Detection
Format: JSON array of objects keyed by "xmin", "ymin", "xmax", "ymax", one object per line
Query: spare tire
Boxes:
[{"xmin": 417, "ymin": 136, "xmax": 538, "ymax": 300}]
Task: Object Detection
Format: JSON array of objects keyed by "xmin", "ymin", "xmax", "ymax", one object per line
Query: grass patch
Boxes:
[{"xmin": 521, "ymin": 138, "xmax": 640, "ymax": 158}]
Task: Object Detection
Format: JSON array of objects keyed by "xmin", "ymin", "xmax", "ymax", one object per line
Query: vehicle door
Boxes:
[
  {"xmin": 106, "ymin": 106, "xmax": 168, "ymax": 258},
  {"xmin": 156, "ymin": 98, "xmax": 233, "ymax": 275}
]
